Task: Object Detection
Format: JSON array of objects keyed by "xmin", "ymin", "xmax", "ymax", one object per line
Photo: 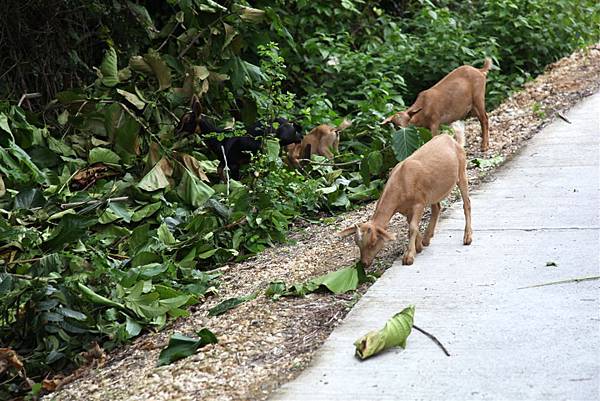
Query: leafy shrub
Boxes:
[{"xmin": 1, "ymin": 0, "xmax": 598, "ymax": 397}]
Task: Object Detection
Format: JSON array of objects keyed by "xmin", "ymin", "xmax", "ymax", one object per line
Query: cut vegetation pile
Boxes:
[{"xmin": 0, "ymin": 0, "xmax": 598, "ymax": 399}]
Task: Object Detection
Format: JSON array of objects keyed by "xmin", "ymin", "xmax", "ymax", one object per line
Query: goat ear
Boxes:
[
  {"xmin": 191, "ymin": 95, "xmax": 202, "ymax": 116},
  {"xmin": 377, "ymin": 227, "xmax": 397, "ymax": 242},
  {"xmin": 338, "ymin": 226, "xmax": 357, "ymax": 238},
  {"xmin": 407, "ymin": 107, "xmax": 422, "ymax": 117},
  {"xmin": 380, "ymin": 114, "xmax": 397, "ymax": 125}
]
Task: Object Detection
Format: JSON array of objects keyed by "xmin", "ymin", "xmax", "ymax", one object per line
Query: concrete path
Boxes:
[{"xmin": 272, "ymin": 93, "xmax": 600, "ymax": 401}]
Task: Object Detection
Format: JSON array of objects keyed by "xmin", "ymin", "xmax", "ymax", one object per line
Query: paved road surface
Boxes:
[{"xmin": 271, "ymin": 92, "xmax": 600, "ymax": 401}]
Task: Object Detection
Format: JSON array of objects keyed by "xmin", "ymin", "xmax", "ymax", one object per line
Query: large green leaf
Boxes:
[
  {"xmin": 177, "ymin": 169, "xmax": 214, "ymax": 207},
  {"xmin": 14, "ymin": 188, "xmax": 46, "ymax": 209},
  {"xmin": 268, "ymin": 263, "xmax": 368, "ymax": 298},
  {"xmin": 354, "ymin": 305, "xmax": 415, "ymax": 360},
  {"xmin": 138, "ymin": 160, "xmax": 170, "ymax": 191},
  {"xmin": 157, "ymin": 329, "xmax": 217, "ymax": 366},
  {"xmin": 100, "ymin": 47, "xmax": 119, "ymax": 87},
  {"xmin": 391, "ymin": 126, "xmax": 422, "ymax": 161},
  {"xmin": 78, "ymin": 283, "xmax": 125, "ymax": 309}
]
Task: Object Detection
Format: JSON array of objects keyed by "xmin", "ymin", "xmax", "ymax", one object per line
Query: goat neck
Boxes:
[{"xmin": 370, "ymin": 188, "xmax": 398, "ymax": 230}]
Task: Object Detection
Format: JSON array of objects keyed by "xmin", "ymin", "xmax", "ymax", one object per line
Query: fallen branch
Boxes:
[
  {"xmin": 517, "ymin": 275, "xmax": 600, "ymax": 289},
  {"xmin": 557, "ymin": 112, "xmax": 572, "ymax": 124},
  {"xmin": 17, "ymin": 92, "xmax": 41, "ymax": 107},
  {"xmin": 413, "ymin": 324, "xmax": 450, "ymax": 356},
  {"xmin": 297, "ymin": 159, "xmax": 361, "ymax": 167}
]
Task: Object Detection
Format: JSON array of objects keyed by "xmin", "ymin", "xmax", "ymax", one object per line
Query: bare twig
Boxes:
[
  {"xmin": 221, "ymin": 145, "xmax": 231, "ymax": 197},
  {"xmin": 557, "ymin": 112, "xmax": 572, "ymax": 124},
  {"xmin": 517, "ymin": 275, "xmax": 600, "ymax": 290},
  {"xmin": 60, "ymin": 196, "xmax": 128, "ymax": 209},
  {"xmin": 218, "ymin": 217, "xmax": 247, "ymax": 231},
  {"xmin": 413, "ymin": 324, "xmax": 450, "ymax": 356},
  {"xmin": 17, "ymin": 92, "xmax": 41, "ymax": 107},
  {"xmin": 297, "ymin": 159, "xmax": 361, "ymax": 167},
  {"xmin": 6, "ymin": 258, "xmax": 42, "ymax": 266}
]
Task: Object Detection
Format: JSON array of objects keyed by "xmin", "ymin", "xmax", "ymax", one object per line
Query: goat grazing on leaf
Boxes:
[
  {"xmin": 339, "ymin": 122, "xmax": 472, "ymax": 266},
  {"xmin": 382, "ymin": 58, "xmax": 492, "ymax": 151}
]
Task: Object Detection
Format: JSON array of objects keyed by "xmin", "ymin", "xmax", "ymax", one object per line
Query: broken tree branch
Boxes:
[
  {"xmin": 413, "ymin": 324, "xmax": 451, "ymax": 356},
  {"xmin": 517, "ymin": 275, "xmax": 600, "ymax": 290}
]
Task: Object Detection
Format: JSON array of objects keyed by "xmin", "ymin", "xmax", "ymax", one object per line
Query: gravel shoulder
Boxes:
[{"xmin": 48, "ymin": 45, "xmax": 600, "ymax": 401}]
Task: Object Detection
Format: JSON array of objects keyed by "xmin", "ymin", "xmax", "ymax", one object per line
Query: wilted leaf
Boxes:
[
  {"xmin": 117, "ymin": 89, "xmax": 145, "ymax": 110},
  {"xmin": 237, "ymin": 5, "xmax": 265, "ymax": 23},
  {"xmin": 354, "ymin": 305, "xmax": 415, "ymax": 360},
  {"xmin": 89, "ymin": 147, "xmax": 121, "ymax": 164},
  {"xmin": 157, "ymin": 329, "xmax": 217, "ymax": 366},
  {"xmin": 208, "ymin": 292, "xmax": 257, "ymax": 316},
  {"xmin": 129, "ymin": 56, "xmax": 153, "ymax": 74},
  {"xmin": 144, "ymin": 49, "xmax": 172, "ymax": 90},
  {"xmin": 180, "ymin": 153, "xmax": 209, "ymax": 182},
  {"xmin": 138, "ymin": 158, "xmax": 172, "ymax": 191}
]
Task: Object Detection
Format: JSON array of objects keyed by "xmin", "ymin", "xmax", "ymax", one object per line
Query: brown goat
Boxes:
[
  {"xmin": 287, "ymin": 120, "xmax": 352, "ymax": 166},
  {"xmin": 382, "ymin": 58, "xmax": 492, "ymax": 151},
  {"xmin": 339, "ymin": 122, "xmax": 472, "ymax": 266}
]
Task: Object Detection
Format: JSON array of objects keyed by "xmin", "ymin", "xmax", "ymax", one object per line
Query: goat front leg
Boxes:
[
  {"xmin": 422, "ymin": 202, "xmax": 441, "ymax": 246},
  {"xmin": 403, "ymin": 205, "xmax": 425, "ymax": 265},
  {"xmin": 457, "ymin": 169, "xmax": 473, "ymax": 245}
]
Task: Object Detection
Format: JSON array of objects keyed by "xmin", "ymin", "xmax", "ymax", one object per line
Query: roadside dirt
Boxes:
[{"xmin": 48, "ymin": 45, "xmax": 600, "ymax": 401}]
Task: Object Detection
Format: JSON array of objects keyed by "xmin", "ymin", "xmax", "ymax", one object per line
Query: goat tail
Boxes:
[
  {"xmin": 480, "ymin": 57, "xmax": 492, "ymax": 74},
  {"xmin": 450, "ymin": 121, "xmax": 465, "ymax": 148}
]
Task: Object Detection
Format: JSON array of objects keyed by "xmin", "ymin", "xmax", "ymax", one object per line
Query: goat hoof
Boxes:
[
  {"xmin": 402, "ymin": 255, "xmax": 414, "ymax": 265},
  {"xmin": 463, "ymin": 234, "xmax": 472, "ymax": 245},
  {"xmin": 422, "ymin": 238, "xmax": 431, "ymax": 247},
  {"xmin": 416, "ymin": 242, "xmax": 423, "ymax": 253}
]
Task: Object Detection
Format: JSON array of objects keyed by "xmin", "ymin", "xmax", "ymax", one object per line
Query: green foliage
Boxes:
[
  {"xmin": 157, "ymin": 329, "xmax": 218, "ymax": 366},
  {"xmin": 0, "ymin": 0, "xmax": 597, "ymax": 396}
]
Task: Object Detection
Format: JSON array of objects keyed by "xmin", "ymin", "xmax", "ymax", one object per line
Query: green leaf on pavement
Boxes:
[{"xmin": 354, "ymin": 305, "xmax": 415, "ymax": 360}]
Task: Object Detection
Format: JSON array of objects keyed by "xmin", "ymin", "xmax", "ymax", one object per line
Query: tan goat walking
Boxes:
[{"xmin": 339, "ymin": 122, "xmax": 472, "ymax": 266}]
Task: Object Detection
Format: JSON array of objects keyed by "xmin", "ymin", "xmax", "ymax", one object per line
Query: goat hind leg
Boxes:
[
  {"xmin": 423, "ymin": 202, "xmax": 441, "ymax": 246},
  {"xmin": 403, "ymin": 205, "xmax": 425, "ymax": 265}
]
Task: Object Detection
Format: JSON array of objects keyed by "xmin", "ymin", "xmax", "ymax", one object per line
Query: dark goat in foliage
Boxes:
[{"xmin": 177, "ymin": 99, "xmax": 303, "ymax": 180}]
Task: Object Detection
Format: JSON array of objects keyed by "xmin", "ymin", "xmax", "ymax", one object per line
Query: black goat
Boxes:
[{"xmin": 177, "ymin": 103, "xmax": 302, "ymax": 180}]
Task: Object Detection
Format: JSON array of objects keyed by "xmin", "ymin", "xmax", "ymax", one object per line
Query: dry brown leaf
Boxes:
[{"xmin": 180, "ymin": 153, "xmax": 209, "ymax": 182}]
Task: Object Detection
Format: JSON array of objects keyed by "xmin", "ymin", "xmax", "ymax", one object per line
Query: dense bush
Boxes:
[{"xmin": 0, "ymin": 0, "xmax": 597, "ymax": 397}]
